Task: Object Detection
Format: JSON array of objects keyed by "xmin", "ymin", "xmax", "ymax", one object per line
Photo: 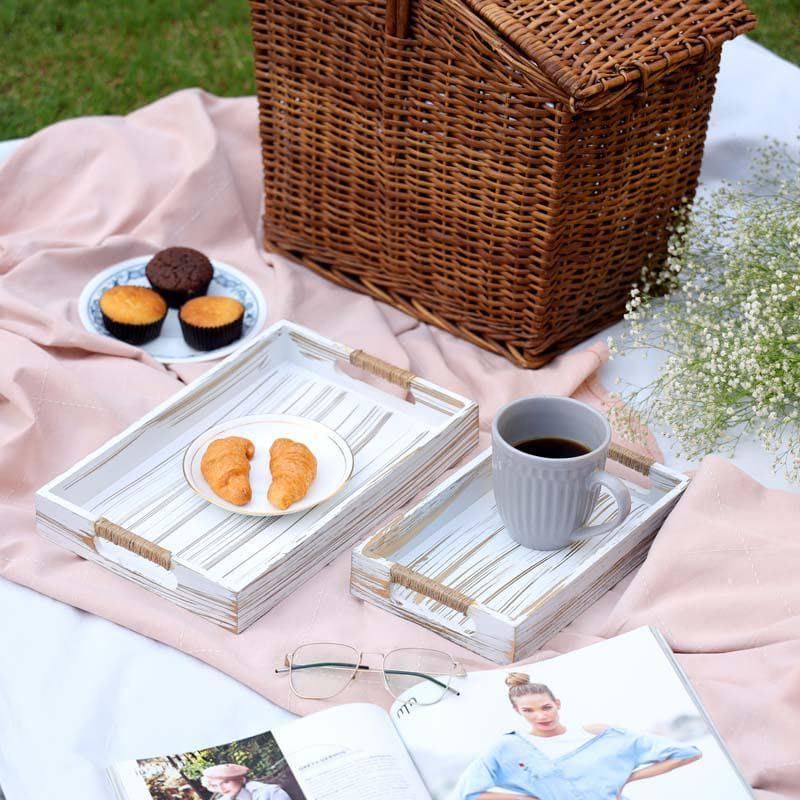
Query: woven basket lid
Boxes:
[{"xmin": 461, "ymin": 0, "xmax": 756, "ymax": 109}]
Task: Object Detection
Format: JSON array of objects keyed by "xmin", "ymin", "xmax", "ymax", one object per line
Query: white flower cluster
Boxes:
[{"xmin": 610, "ymin": 140, "xmax": 800, "ymax": 481}]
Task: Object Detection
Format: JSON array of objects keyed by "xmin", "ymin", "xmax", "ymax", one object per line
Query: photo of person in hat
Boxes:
[{"xmin": 200, "ymin": 763, "xmax": 292, "ymax": 800}]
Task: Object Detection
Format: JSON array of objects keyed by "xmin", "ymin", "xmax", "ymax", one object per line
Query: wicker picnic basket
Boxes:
[{"xmin": 249, "ymin": 0, "xmax": 755, "ymax": 368}]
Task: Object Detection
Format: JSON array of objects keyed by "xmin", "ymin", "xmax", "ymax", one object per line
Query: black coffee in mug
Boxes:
[{"xmin": 513, "ymin": 436, "xmax": 591, "ymax": 459}]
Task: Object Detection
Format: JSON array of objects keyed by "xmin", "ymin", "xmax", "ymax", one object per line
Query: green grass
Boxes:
[
  {"xmin": 747, "ymin": 0, "xmax": 800, "ymax": 66},
  {"xmin": 0, "ymin": 0, "xmax": 256, "ymax": 139},
  {"xmin": 0, "ymin": 0, "xmax": 798, "ymax": 140}
]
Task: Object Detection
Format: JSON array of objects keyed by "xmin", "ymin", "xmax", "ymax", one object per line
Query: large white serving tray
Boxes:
[
  {"xmin": 351, "ymin": 448, "xmax": 689, "ymax": 664},
  {"xmin": 35, "ymin": 320, "xmax": 479, "ymax": 632}
]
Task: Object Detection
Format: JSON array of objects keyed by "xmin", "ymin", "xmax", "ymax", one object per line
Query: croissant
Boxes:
[
  {"xmin": 268, "ymin": 438, "xmax": 317, "ymax": 510},
  {"xmin": 201, "ymin": 436, "xmax": 255, "ymax": 506}
]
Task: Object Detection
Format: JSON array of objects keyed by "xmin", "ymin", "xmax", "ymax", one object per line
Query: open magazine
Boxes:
[{"xmin": 108, "ymin": 627, "xmax": 753, "ymax": 800}]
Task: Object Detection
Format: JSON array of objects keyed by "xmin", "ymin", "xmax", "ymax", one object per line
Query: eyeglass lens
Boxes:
[
  {"xmin": 383, "ymin": 647, "xmax": 455, "ymax": 704},
  {"xmin": 289, "ymin": 643, "xmax": 361, "ymax": 699}
]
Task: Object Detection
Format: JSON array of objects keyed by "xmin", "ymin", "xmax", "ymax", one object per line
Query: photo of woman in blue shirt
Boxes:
[{"xmin": 450, "ymin": 672, "xmax": 702, "ymax": 800}]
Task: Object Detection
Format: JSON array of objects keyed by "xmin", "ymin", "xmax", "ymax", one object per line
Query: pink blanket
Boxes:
[
  {"xmin": 602, "ymin": 456, "xmax": 800, "ymax": 798},
  {"xmin": 0, "ymin": 90, "xmax": 796, "ymax": 798}
]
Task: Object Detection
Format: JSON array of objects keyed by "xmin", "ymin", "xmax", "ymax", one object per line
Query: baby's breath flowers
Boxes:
[{"xmin": 609, "ymin": 141, "xmax": 800, "ymax": 481}]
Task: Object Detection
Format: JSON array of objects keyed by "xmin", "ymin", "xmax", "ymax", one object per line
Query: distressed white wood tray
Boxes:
[
  {"xmin": 35, "ymin": 320, "xmax": 478, "ymax": 632},
  {"xmin": 351, "ymin": 447, "xmax": 689, "ymax": 664}
]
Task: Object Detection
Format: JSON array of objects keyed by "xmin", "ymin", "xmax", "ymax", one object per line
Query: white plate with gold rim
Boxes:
[{"xmin": 183, "ymin": 414, "xmax": 354, "ymax": 516}]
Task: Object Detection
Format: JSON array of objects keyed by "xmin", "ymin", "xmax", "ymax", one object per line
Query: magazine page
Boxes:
[
  {"xmin": 391, "ymin": 627, "xmax": 753, "ymax": 800},
  {"xmin": 109, "ymin": 703, "xmax": 431, "ymax": 800}
]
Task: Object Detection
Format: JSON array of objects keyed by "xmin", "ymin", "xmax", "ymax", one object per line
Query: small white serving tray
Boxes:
[
  {"xmin": 35, "ymin": 320, "xmax": 478, "ymax": 632},
  {"xmin": 351, "ymin": 448, "xmax": 689, "ymax": 664}
]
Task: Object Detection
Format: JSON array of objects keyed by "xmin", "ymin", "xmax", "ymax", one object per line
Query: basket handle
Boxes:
[
  {"xmin": 386, "ymin": 0, "xmax": 411, "ymax": 37},
  {"xmin": 94, "ymin": 517, "xmax": 173, "ymax": 570},
  {"xmin": 389, "ymin": 563, "xmax": 474, "ymax": 614}
]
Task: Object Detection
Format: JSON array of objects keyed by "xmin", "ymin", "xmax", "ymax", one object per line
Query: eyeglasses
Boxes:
[{"xmin": 276, "ymin": 643, "xmax": 466, "ymax": 704}]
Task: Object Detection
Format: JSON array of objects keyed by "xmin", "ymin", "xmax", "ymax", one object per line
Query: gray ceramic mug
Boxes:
[{"xmin": 491, "ymin": 396, "xmax": 631, "ymax": 550}]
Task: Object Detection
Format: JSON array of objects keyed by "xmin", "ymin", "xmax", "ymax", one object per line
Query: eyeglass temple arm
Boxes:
[
  {"xmin": 383, "ymin": 666, "xmax": 461, "ymax": 696},
  {"xmin": 276, "ymin": 661, "xmax": 462, "ymax": 696},
  {"xmin": 274, "ymin": 661, "xmax": 368, "ymax": 674}
]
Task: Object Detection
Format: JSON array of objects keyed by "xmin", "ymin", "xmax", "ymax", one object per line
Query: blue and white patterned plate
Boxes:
[{"xmin": 78, "ymin": 255, "xmax": 268, "ymax": 363}]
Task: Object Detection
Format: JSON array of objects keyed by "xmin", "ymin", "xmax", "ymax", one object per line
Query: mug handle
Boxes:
[{"xmin": 571, "ymin": 471, "xmax": 632, "ymax": 541}]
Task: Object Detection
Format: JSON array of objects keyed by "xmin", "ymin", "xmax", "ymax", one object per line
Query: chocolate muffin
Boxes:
[
  {"xmin": 179, "ymin": 296, "xmax": 245, "ymax": 351},
  {"xmin": 145, "ymin": 246, "xmax": 214, "ymax": 308},
  {"xmin": 100, "ymin": 285, "xmax": 167, "ymax": 345}
]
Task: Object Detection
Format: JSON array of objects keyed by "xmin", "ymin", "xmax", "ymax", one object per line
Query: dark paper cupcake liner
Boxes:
[
  {"xmin": 102, "ymin": 311, "xmax": 166, "ymax": 345},
  {"xmin": 180, "ymin": 314, "xmax": 244, "ymax": 351},
  {"xmin": 148, "ymin": 281, "xmax": 212, "ymax": 310}
]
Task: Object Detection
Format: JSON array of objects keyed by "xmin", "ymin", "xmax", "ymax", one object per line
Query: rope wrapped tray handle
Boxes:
[
  {"xmin": 349, "ymin": 349, "xmax": 416, "ymax": 389},
  {"xmin": 607, "ymin": 442, "xmax": 655, "ymax": 476},
  {"xmin": 94, "ymin": 517, "xmax": 172, "ymax": 571},
  {"xmin": 390, "ymin": 563, "xmax": 474, "ymax": 615}
]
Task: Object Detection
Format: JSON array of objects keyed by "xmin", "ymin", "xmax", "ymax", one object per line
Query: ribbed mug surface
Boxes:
[{"xmin": 491, "ymin": 396, "xmax": 624, "ymax": 550}]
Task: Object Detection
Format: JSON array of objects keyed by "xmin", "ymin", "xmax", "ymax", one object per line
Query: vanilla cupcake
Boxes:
[
  {"xmin": 100, "ymin": 285, "xmax": 167, "ymax": 345},
  {"xmin": 179, "ymin": 296, "xmax": 245, "ymax": 351}
]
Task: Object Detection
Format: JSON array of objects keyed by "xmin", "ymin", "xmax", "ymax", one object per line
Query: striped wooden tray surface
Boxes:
[
  {"xmin": 80, "ymin": 358, "xmax": 433, "ymax": 590},
  {"xmin": 36, "ymin": 321, "xmax": 478, "ymax": 630},
  {"xmin": 352, "ymin": 448, "xmax": 688, "ymax": 662}
]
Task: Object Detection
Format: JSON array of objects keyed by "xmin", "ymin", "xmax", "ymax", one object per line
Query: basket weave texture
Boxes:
[{"xmin": 250, "ymin": 0, "xmax": 755, "ymax": 367}]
